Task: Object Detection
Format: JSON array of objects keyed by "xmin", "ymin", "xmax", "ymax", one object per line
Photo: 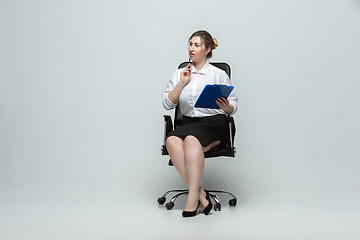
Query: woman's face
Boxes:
[{"xmin": 188, "ymin": 36, "xmax": 210, "ymax": 63}]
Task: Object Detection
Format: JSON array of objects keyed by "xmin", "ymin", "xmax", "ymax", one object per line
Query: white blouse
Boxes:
[{"xmin": 162, "ymin": 61, "xmax": 238, "ymax": 117}]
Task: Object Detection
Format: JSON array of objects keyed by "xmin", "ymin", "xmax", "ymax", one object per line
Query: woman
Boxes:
[{"xmin": 162, "ymin": 30, "xmax": 238, "ymax": 217}]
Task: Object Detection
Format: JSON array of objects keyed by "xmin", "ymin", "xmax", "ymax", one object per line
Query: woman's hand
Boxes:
[
  {"xmin": 167, "ymin": 63, "xmax": 192, "ymax": 104},
  {"xmin": 216, "ymin": 97, "xmax": 234, "ymax": 114},
  {"xmin": 180, "ymin": 63, "xmax": 191, "ymax": 88}
]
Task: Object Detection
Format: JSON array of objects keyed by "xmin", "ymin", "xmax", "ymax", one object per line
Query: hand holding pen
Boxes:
[{"xmin": 180, "ymin": 58, "xmax": 192, "ymax": 87}]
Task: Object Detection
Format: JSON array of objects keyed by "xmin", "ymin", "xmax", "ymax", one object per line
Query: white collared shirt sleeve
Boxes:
[{"xmin": 162, "ymin": 71, "xmax": 179, "ymax": 110}]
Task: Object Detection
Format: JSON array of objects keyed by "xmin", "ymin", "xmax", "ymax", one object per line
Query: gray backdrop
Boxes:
[{"xmin": 1, "ymin": 0, "xmax": 360, "ymax": 239}]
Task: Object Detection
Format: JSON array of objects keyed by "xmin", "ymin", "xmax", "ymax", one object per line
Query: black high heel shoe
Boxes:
[
  {"xmin": 203, "ymin": 190, "xmax": 213, "ymax": 215},
  {"xmin": 182, "ymin": 202, "xmax": 200, "ymax": 218}
]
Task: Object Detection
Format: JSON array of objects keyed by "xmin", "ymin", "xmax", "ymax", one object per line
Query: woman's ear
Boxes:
[{"xmin": 205, "ymin": 47, "xmax": 211, "ymax": 55}]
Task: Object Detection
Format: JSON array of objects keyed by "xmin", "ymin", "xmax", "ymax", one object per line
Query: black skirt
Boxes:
[{"xmin": 166, "ymin": 114, "xmax": 229, "ymax": 147}]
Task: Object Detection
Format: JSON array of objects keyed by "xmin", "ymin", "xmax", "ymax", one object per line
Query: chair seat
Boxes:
[{"xmin": 204, "ymin": 145, "xmax": 236, "ymax": 158}]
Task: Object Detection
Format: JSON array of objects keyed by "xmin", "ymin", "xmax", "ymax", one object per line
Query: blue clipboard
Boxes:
[{"xmin": 194, "ymin": 84, "xmax": 234, "ymax": 109}]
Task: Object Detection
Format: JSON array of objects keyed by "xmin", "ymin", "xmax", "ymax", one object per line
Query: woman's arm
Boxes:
[
  {"xmin": 216, "ymin": 74, "xmax": 237, "ymax": 115},
  {"xmin": 167, "ymin": 63, "xmax": 192, "ymax": 104}
]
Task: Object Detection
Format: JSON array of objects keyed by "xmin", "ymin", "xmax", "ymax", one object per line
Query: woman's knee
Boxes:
[
  {"xmin": 183, "ymin": 136, "xmax": 204, "ymax": 160},
  {"xmin": 184, "ymin": 135, "xmax": 198, "ymax": 143},
  {"xmin": 184, "ymin": 136, "xmax": 203, "ymax": 149},
  {"xmin": 166, "ymin": 136, "xmax": 183, "ymax": 151}
]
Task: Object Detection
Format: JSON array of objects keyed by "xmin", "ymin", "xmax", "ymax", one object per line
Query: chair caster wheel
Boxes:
[
  {"xmin": 165, "ymin": 202, "xmax": 174, "ymax": 210},
  {"xmin": 229, "ymin": 198, "xmax": 237, "ymax": 206},
  {"xmin": 157, "ymin": 197, "xmax": 166, "ymax": 205},
  {"xmin": 214, "ymin": 203, "xmax": 221, "ymax": 211}
]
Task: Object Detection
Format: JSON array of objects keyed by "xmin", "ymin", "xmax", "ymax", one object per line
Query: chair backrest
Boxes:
[{"xmin": 178, "ymin": 62, "xmax": 231, "ymax": 77}]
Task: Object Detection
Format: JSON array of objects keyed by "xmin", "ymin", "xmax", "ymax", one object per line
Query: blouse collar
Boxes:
[{"xmin": 191, "ymin": 60, "xmax": 210, "ymax": 75}]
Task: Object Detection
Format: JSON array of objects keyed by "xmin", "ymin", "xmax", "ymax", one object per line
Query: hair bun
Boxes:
[{"xmin": 212, "ymin": 38, "xmax": 219, "ymax": 49}]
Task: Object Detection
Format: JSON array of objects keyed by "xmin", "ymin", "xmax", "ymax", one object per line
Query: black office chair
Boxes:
[{"xmin": 157, "ymin": 62, "xmax": 237, "ymax": 212}]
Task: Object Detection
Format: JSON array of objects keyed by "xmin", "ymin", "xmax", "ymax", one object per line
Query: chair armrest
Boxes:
[
  {"xmin": 163, "ymin": 115, "xmax": 173, "ymax": 137},
  {"xmin": 226, "ymin": 115, "xmax": 236, "ymax": 148},
  {"xmin": 161, "ymin": 115, "xmax": 173, "ymax": 155}
]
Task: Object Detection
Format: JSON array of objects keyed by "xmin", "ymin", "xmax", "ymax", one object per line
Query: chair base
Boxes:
[{"xmin": 157, "ymin": 189, "xmax": 237, "ymax": 211}]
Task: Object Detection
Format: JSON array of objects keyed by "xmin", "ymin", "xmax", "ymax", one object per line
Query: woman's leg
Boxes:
[
  {"xmin": 166, "ymin": 135, "xmax": 221, "ymax": 212},
  {"xmin": 183, "ymin": 135, "xmax": 205, "ymax": 211},
  {"xmin": 166, "ymin": 136, "xmax": 189, "ymax": 185},
  {"xmin": 183, "ymin": 138, "xmax": 221, "ymax": 210}
]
